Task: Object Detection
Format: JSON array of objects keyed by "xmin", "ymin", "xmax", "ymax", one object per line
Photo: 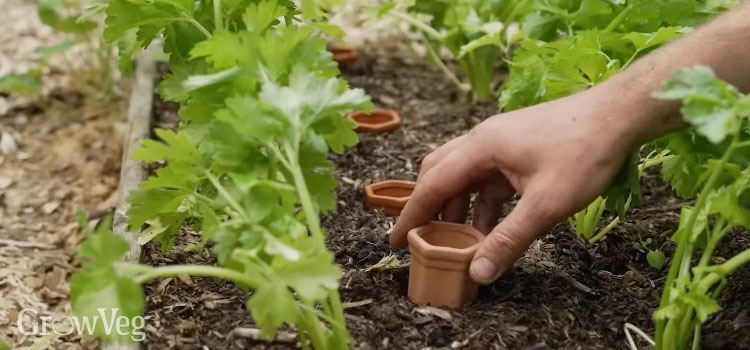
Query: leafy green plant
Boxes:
[
  {"xmin": 633, "ymin": 237, "xmax": 666, "ymax": 269},
  {"xmin": 71, "ymin": 0, "xmax": 371, "ymax": 348},
  {"xmin": 376, "ymin": 0, "xmax": 532, "ymax": 102},
  {"xmin": 568, "ymin": 148, "xmax": 670, "ymax": 242},
  {"xmin": 650, "ymin": 66, "xmax": 750, "ymax": 350},
  {"xmin": 502, "ymin": 0, "xmax": 733, "ymax": 241}
]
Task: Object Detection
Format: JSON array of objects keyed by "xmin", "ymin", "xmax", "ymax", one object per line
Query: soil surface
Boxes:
[
  {"xmin": 141, "ymin": 48, "xmax": 750, "ymax": 350},
  {"xmin": 1, "ymin": 1, "xmax": 127, "ymax": 348}
]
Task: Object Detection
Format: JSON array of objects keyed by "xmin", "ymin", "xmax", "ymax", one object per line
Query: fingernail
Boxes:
[{"xmin": 470, "ymin": 257, "xmax": 498, "ymax": 284}]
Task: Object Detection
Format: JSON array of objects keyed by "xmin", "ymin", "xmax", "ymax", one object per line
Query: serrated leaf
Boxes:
[
  {"xmin": 654, "ymin": 65, "xmax": 742, "ymax": 143},
  {"xmin": 190, "ymin": 30, "xmax": 258, "ymax": 69},
  {"xmin": 133, "ymin": 129, "xmax": 202, "ymax": 165},
  {"xmin": 126, "ymin": 187, "xmax": 190, "ymax": 230},
  {"xmin": 247, "ymin": 283, "xmax": 298, "ymax": 337},
  {"xmin": 103, "ymin": 0, "xmax": 187, "ymax": 43},
  {"xmin": 71, "ymin": 220, "xmax": 145, "ymax": 343},
  {"xmin": 243, "ymin": 0, "xmax": 287, "ymax": 33},
  {"xmin": 623, "ymin": 26, "xmax": 683, "ymax": 51},
  {"xmin": 276, "ymin": 249, "xmax": 340, "ymax": 301}
]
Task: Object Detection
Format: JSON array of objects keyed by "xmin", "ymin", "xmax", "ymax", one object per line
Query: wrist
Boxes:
[{"xmin": 586, "ymin": 72, "xmax": 687, "ymax": 151}]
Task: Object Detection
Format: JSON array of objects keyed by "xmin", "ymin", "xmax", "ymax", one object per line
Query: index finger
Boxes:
[{"xmin": 389, "ymin": 141, "xmax": 489, "ymax": 247}]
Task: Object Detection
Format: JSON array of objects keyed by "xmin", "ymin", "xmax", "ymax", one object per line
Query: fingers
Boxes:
[
  {"xmin": 418, "ymin": 135, "xmax": 467, "ymax": 180},
  {"xmin": 441, "ymin": 192, "xmax": 471, "ymax": 223},
  {"xmin": 472, "ymin": 176, "xmax": 515, "ymax": 234},
  {"xmin": 469, "ymin": 189, "xmax": 554, "ymax": 284},
  {"xmin": 390, "ymin": 141, "xmax": 486, "ymax": 248}
]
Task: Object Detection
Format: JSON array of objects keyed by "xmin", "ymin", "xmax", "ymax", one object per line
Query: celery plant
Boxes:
[
  {"xmin": 70, "ymin": 0, "xmax": 371, "ymax": 348},
  {"xmin": 651, "ymin": 66, "xmax": 750, "ymax": 350}
]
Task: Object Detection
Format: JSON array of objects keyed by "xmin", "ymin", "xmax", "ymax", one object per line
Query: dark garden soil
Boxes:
[{"xmin": 142, "ymin": 49, "xmax": 750, "ymax": 350}]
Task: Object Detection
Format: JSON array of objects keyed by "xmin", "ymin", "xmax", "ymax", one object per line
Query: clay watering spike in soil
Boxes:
[
  {"xmin": 328, "ymin": 45, "xmax": 359, "ymax": 65},
  {"xmin": 347, "ymin": 108, "xmax": 401, "ymax": 133},
  {"xmin": 365, "ymin": 180, "xmax": 415, "ymax": 216},
  {"xmin": 407, "ymin": 221, "xmax": 484, "ymax": 308}
]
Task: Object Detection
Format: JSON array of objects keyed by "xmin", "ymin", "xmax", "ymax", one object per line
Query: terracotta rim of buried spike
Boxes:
[
  {"xmin": 364, "ymin": 180, "xmax": 415, "ymax": 216},
  {"xmin": 328, "ymin": 45, "xmax": 358, "ymax": 64},
  {"xmin": 347, "ymin": 108, "xmax": 401, "ymax": 133}
]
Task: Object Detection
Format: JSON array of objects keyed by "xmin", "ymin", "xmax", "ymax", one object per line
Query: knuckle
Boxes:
[
  {"xmin": 420, "ymin": 153, "xmax": 438, "ymax": 171},
  {"xmin": 485, "ymin": 227, "xmax": 524, "ymax": 259}
]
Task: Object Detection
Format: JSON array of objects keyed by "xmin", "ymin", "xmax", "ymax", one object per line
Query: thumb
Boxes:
[{"xmin": 469, "ymin": 191, "xmax": 552, "ymax": 285}]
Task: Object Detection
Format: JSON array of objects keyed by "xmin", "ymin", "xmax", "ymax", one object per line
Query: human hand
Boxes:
[{"xmin": 389, "ymin": 90, "xmax": 640, "ymax": 284}]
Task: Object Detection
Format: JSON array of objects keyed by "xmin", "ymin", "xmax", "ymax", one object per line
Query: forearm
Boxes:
[{"xmin": 593, "ymin": 1, "xmax": 750, "ymax": 150}]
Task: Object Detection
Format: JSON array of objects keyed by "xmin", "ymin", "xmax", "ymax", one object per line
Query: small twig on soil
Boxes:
[
  {"xmin": 231, "ymin": 328, "xmax": 297, "ymax": 343},
  {"xmin": 0, "ymin": 239, "xmax": 55, "ymax": 249},
  {"xmin": 635, "ymin": 201, "xmax": 694, "ymax": 213},
  {"xmin": 341, "ymin": 299, "xmax": 372, "ymax": 309},
  {"xmin": 558, "ymin": 271, "xmax": 595, "ymax": 295}
]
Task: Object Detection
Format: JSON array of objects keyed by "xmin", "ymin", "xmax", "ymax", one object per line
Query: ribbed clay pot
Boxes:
[
  {"xmin": 407, "ymin": 221, "xmax": 484, "ymax": 308},
  {"xmin": 365, "ymin": 180, "xmax": 415, "ymax": 216},
  {"xmin": 347, "ymin": 108, "xmax": 401, "ymax": 133},
  {"xmin": 328, "ymin": 45, "xmax": 358, "ymax": 64}
]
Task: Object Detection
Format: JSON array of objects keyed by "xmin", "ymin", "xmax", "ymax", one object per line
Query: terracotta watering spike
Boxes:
[
  {"xmin": 347, "ymin": 108, "xmax": 401, "ymax": 133},
  {"xmin": 328, "ymin": 45, "xmax": 358, "ymax": 64},
  {"xmin": 365, "ymin": 180, "xmax": 415, "ymax": 216},
  {"xmin": 407, "ymin": 221, "xmax": 484, "ymax": 308}
]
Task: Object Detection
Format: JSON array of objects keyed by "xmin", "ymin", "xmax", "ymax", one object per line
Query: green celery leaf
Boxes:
[
  {"xmin": 678, "ymin": 292, "xmax": 721, "ymax": 322},
  {"xmin": 116, "ymin": 28, "xmax": 139, "ymax": 75},
  {"xmin": 71, "ymin": 219, "xmax": 145, "ymax": 343},
  {"xmin": 242, "ymin": 0, "xmax": 287, "ymax": 34},
  {"xmin": 247, "ymin": 283, "xmax": 298, "ymax": 337},
  {"xmin": 103, "ymin": 0, "xmax": 190, "ymax": 43},
  {"xmin": 661, "ymin": 154, "xmax": 704, "ymax": 198},
  {"xmin": 275, "ymin": 248, "xmax": 340, "ymax": 301},
  {"xmin": 190, "ymin": 30, "xmax": 259, "ymax": 69},
  {"xmin": 605, "ymin": 150, "xmax": 642, "ymax": 218},
  {"xmin": 133, "ymin": 129, "xmax": 203, "ymax": 165},
  {"xmin": 654, "ymin": 65, "xmax": 742, "ymax": 143},
  {"xmin": 259, "ymin": 65, "xmax": 371, "ymax": 134},
  {"xmin": 623, "ymin": 26, "xmax": 683, "ymax": 51},
  {"xmin": 126, "ymin": 187, "xmax": 190, "ymax": 230}
]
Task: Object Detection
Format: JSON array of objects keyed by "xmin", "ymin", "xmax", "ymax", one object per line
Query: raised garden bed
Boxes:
[{"xmin": 136, "ymin": 49, "xmax": 750, "ymax": 350}]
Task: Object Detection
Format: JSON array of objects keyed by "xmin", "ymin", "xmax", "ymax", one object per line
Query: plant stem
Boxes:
[
  {"xmin": 390, "ymin": 12, "xmax": 443, "ymax": 41},
  {"xmin": 213, "ymin": 0, "xmax": 223, "ymax": 30},
  {"xmin": 187, "ymin": 18, "xmax": 212, "ymax": 37},
  {"xmin": 603, "ymin": 5, "xmax": 632, "ymax": 33},
  {"xmin": 205, "ymin": 171, "xmax": 250, "ymax": 222},
  {"xmin": 696, "ymin": 248, "xmax": 750, "ymax": 294},
  {"xmin": 298, "ymin": 307, "xmax": 328, "ymax": 350},
  {"xmin": 656, "ymin": 134, "xmax": 739, "ymax": 347},
  {"xmin": 285, "ymin": 151, "xmax": 325, "ymax": 240},
  {"xmin": 588, "ymin": 216, "xmax": 620, "ymax": 243},
  {"xmin": 420, "ymin": 32, "xmax": 469, "ymax": 95},
  {"xmin": 131, "ymin": 264, "xmax": 260, "ymax": 286}
]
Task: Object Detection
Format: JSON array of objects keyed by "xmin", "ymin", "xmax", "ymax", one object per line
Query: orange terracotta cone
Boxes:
[
  {"xmin": 407, "ymin": 221, "xmax": 484, "ymax": 308},
  {"xmin": 365, "ymin": 180, "xmax": 415, "ymax": 216},
  {"xmin": 347, "ymin": 109, "xmax": 401, "ymax": 133},
  {"xmin": 328, "ymin": 45, "xmax": 358, "ymax": 64}
]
